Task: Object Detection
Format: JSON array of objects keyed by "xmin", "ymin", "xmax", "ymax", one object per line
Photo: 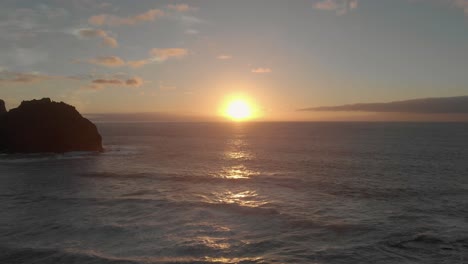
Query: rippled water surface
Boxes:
[{"xmin": 1, "ymin": 122, "xmax": 467, "ymax": 263}]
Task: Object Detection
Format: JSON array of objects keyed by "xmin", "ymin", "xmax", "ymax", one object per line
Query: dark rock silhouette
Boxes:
[
  {"xmin": 0, "ymin": 98, "xmax": 103, "ymax": 153},
  {"xmin": 0, "ymin": 100, "xmax": 6, "ymax": 114}
]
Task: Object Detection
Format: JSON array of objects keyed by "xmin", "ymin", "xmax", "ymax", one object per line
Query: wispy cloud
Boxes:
[
  {"xmin": 167, "ymin": 4, "xmax": 196, "ymax": 12},
  {"xmin": 80, "ymin": 47, "xmax": 189, "ymax": 69},
  {"xmin": 251, "ymin": 68, "xmax": 272, "ymax": 74},
  {"xmin": 0, "ymin": 71, "xmax": 54, "ymax": 84},
  {"xmin": 125, "ymin": 77, "xmax": 143, "ymax": 87},
  {"xmin": 217, "ymin": 55, "xmax": 233, "ymax": 60},
  {"xmin": 76, "ymin": 28, "xmax": 118, "ymax": 48},
  {"xmin": 0, "ymin": 70, "xmax": 145, "ymax": 91},
  {"xmin": 127, "ymin": 59, "xmax": 149, "ymax": 68},
  {"xmin": 92, "ymin": 79, "xmax": 122, "ymax": 85},
  {"xmin": 299, "ymin": 96, "xmax": 468, "ymax": 113},
  {"xmin": 127, "ymin": 48, "xmax": 189, "ymax": 67},
  {"xmin": 313, "ymin": 0, "xmax": 358, "ymax": 15},
  {"xmin": 87, "ymin": 56, "xmax": 125, "ymax": 67},
  {"xmin": 85, "ymin": 76, "xmax": 144, "ymax": 90},
  {"xmin": 0, "ymin": 70, "xmax": 145, "ymax": 90},
  {"xmin": 88, "ymin": 9, "xmax": 165, "ymax": 26},
  {"xmin": 150, "ymin": 48, "xmax": 189, "ymax": 62}
]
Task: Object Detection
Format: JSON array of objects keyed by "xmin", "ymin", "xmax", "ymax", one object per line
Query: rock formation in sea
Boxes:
[
  {"xmin": 0, "ymin": 99, "xmax": 6, "ymax": 114},
  {"xmin": 0, "ymin": 98, "xmax": 103, "ymax": 153}
]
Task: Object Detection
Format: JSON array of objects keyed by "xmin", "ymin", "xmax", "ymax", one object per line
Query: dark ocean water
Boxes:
[{"xmin": 0, "ymin": 122, "xmax": 467, "ymax": 264}]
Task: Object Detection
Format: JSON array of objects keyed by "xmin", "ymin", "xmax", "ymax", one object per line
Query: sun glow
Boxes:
[{"xmin": 224, "ymin": 99, "xmax": 254, "ymax": 121}]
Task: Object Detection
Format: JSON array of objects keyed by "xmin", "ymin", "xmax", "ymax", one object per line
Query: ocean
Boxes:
[{"xmin": 0, "ymin": 122, "xmax": 467, "ymax": 264}]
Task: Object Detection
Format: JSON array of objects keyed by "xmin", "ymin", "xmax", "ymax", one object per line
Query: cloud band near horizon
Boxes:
[{"xmin": 299, "ymin": 96, "xmax": 468, "ymax": 114}]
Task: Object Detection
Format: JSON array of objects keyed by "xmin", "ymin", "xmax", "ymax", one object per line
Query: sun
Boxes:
[{"xmin": 224, "ymin": 99, "xmax": 253, "ymax": 121}]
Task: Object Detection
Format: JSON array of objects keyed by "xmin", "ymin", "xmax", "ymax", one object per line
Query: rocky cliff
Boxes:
[{"xmin": 0, "ymin": 98, "xmax": 103, "ymax": 153}]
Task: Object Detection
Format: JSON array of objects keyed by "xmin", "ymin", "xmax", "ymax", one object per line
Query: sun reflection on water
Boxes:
[
  {"xmin": 224, "ymin": 138, "xmax": 254, "ymax": 161},
  {"xmin": 205, "ymin": 257, "xmax": 263, "ymax": 264},
  {"xmin": 225, "ymin": 150, "xmax": 253, "ymax": 160},
  {"xmin": 203, "ymin": 257, "xmax": 264, "ymax": 263},
  {"xmin": 207, "ymin": 125, "xmax": 267, "ymax": 211},
  {"xmin": 212, "ymin": 190, "xmax": 267, "ymax": 208},
  {"xmin": 197, "ymin": 236, "xmax": 231, "ymax": 250},
  {"xmin": 220, "ymin": 128, "xmax": 259, "ymax": 180},
  {"xmin": 220, "ymin": 165, "xmax": 259, "ymax": 179}
]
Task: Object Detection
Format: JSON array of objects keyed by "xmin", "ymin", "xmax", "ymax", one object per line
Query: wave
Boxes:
[
  {"xmin": 286, "ymin": 232, "xmax": 468, "ymax": 264},
  {"xmin": 286, "ymin": 219, "xmax": 375, "ymax": 234},
  {"xmin": 0, "ymin": 152, "xmax": 100, "ymax": 163},
  {"xmin": 79, "ymin": 172, "xmax": 238, "ymax": 183},
  {"xmin": 0, "ymin": 145, "xmax": 144, "ymax": 164},
  {"xmin": 386, "ymin": 232, "xmax": 468, "ymax": 251},
  {"xmin": 80, "ymin": 172, "xmax": 151, "ymax": 179},
  {"xmin": 79, "ymin": 171, "xmax": 305, "ymax": 187},
  {"xmin": 0, "ymin": 246, "xmax": 140, "ymax": 264},
  {"xmin": 0, "ymin": 246, "xmax": 264, "ymax": 264},
  {"xmin": 101, "ymin": 145, "xmax": 149, "ymax": 156},
  {"xmin": 188, "ymin": 201, "xmax": 280, "ymax": 216}
]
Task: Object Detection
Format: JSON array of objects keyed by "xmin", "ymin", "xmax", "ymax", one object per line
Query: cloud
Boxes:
[
  {"xmin": 0, "ymin": 71, "xmax": 54, "ymax": 84},
  {"xmin": 88, "ymin": 9, "xmax": 165, "ymax": 26},
  {"xmin": 80, "ymin": 47, "xmax": 189, "ymax": 69},
  {"xmin": 127, "ymin": 47, "xmax": 189, "ymax": 66},
  {"xmin": 167, "ymin": 4, "xmax": 195, "ymax": 12},
  {"xmin": 298, "ymin": 96, "xmax": 468, "ymax": 114},
  {"xmin": 313, "ymin": 0, "xmax": 358, "ymax": 15},
  {"xmin": 92, "ymin": 79, "xmax": 122, "ymax": 85},
  {"xmin": 166, "ymin": 3, "xmax": 202, "ymax": 25},
  {"xmin": 87, "ymin": 56, "xmax": 125, "ymax": 67},
  {"xmin": 217, "ymin": 55, "xmax": 233, "ymax": 60},
  {"xmin": 76, "ymin": 28, "xmax": 118, "ymax": 48},
  {"xmin": 0, "ymin": 70, "xmax": 143, "ymax": 90},
  {"xmin": 83, "ymin": 84, "xmax": 105, "ymax": 90},
  {"xmin": 82, "ymin": 56, "xmax": 148, "ymax": 68},
  {"xmin": 127, "ymin": 60, "xmax": 149, "ymax": 68},
  {"xmin": 150, "ymin": 48, "xmax": 189, "ymax": 61},
  {"xmin": 85, "ymin": 76, "xmax": 144, "ymax": 90},
  {"xmin": 251, "ymin": 68, "xmax": 272, "ymax": 74},
  {"xmin": 125, "ymin": 77, "xmax": 143, "ymax": 87}
]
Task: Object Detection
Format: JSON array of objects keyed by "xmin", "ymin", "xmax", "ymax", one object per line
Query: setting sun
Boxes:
[
  {"xmin": 1, "ymin": 1, "xmax": 467, "ymax": 263},
  {"xmin": 225, "ymin": 99, "xmax": 253, "ymax": 121}
]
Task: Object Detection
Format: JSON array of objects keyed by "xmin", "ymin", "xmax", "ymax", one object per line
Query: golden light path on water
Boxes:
[
  {"xmin": 214, "ymin": 125, "xmax": 267, "ymax": 205},
  {"xmin": 195, "ymin": 123, "xmax": 267, "ymax": 258},
  {"xmin": 220, "ymin": 127, "xmax": 258, "ymax": 179}
]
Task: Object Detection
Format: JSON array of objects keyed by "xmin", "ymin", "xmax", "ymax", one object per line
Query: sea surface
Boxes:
[{"xmin": 0, "ymin": 122, "xmax": 467, "ymax": 264}]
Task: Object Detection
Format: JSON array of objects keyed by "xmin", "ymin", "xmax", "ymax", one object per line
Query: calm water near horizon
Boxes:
[{"xmin": 0, "ymin": 122, "xmax": 467, "ymax": 263}]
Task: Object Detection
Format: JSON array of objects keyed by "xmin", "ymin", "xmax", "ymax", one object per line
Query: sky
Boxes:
[{"xmin": 0, "ymin": 0, "xmax": 467, "ymax": 121}]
